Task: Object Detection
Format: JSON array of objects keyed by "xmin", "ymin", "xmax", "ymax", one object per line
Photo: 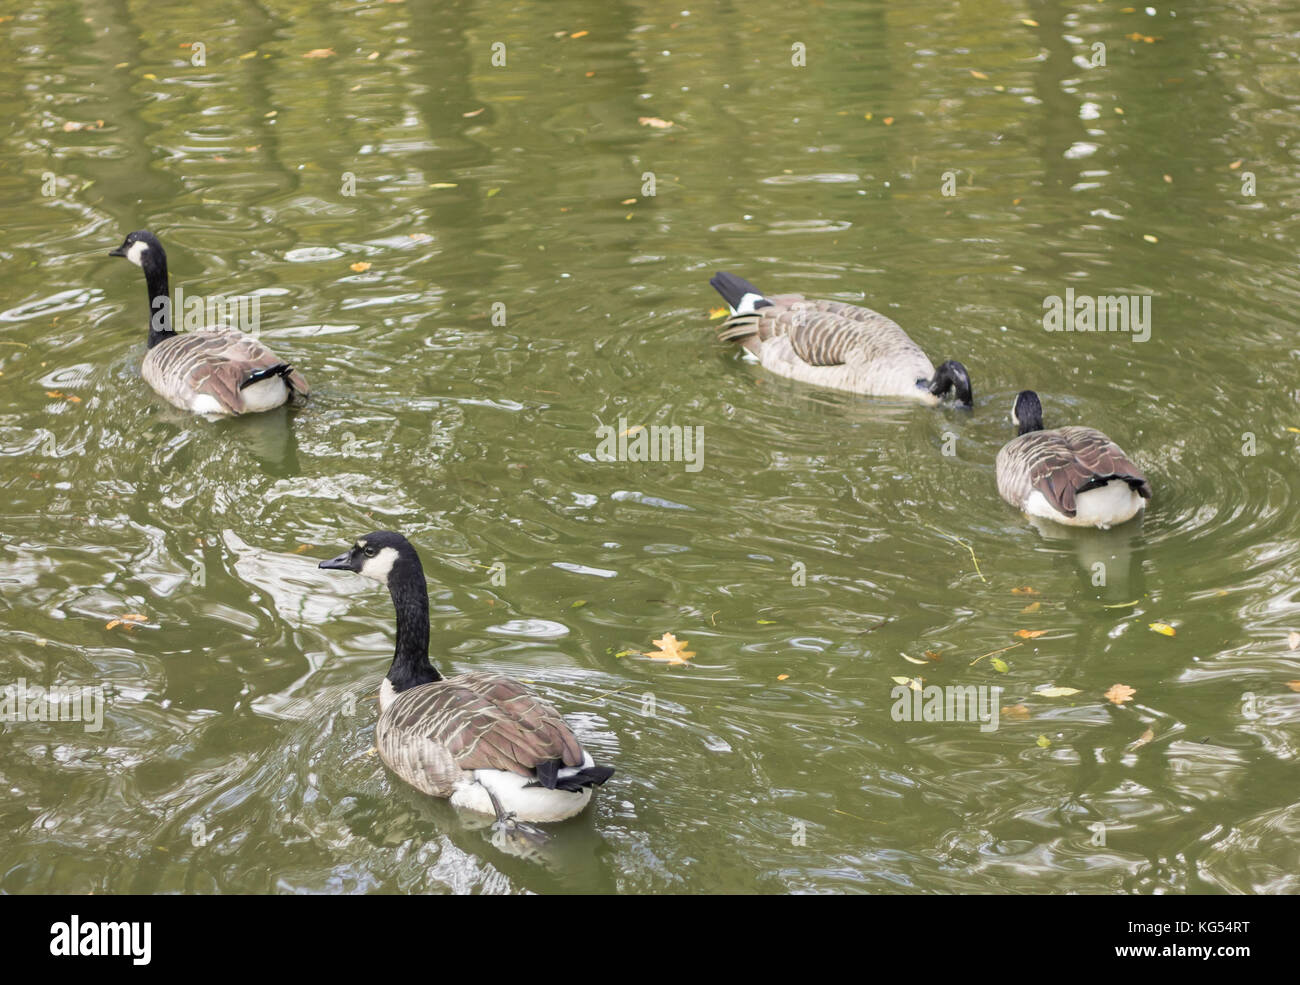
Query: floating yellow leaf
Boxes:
[
  {"xmin": 428, "ymin": 182, "xmax": 458, "ymax": 189},
  {"xmin": 1011, "ymin": 586, "xmax": 1038, "ymax": 595},
  {"xmin": 462, "ymin": 107, "xmax": 485, "ymax": 118},
  {"xmin": 709, "ymin": 306, "xmax": 728, "ymax": 320},
  {"xmin": 1036, "ymin": 735, "xmax": 1051, "ymax": 748},
  {"xmin": 882, "ymin": 117, "xmax": 894, "ymax": 125},
  {"xmin": 1286, "ymin": 681, "xmax": 1300, "ymax": 692},
  {"xmin": 1288, "ymin": 632, "xmax": 1300, "ymax": 651},
  {"xmin": 638, "ymin": 116, "xmax": 674, "ymax": 129},
  {"xmin": 349, "ymin": 261, "xmax": 372, "ymax": 273},
  {"xmin": 1131, "ymin": 727, "xmax": 1155, "ymax": 749},
  {"xmin": 644, "ymin": 632, "xmax": 695, "ymax": 665},
  {"xmin": 367, "ymin": 51, "xmax": 380, "ymax": 60},
  {"xmin": 1021, "ymin": 18, "xmax": 1039, "ymax": 27},
  {"xmin": 1143, "ymin": 234, "xmax": 1158, "ymax": 243},
  {"xmin": 990, "ymin": 657, "xmax": 1010, "ymax": 673},
  {"xmin": 1104, "ymin": 683, "xmax": 1136, "ymax": 705},
  {"xmin": 970, "ymin": 70, "xmax": 989, "ymax": 80},
  {"xmin": 891, "ymin": 675, "xmax": 922, "ymax": 691},
  {"xmin": 239, "ymin": 51, "xmax": 258, "ymax": 60},
  {"xmin": 1002, "ymin": 704, "xmax": 1030, "ymax": 720},
  {"xmin": 1015, "ymin": 629, "xmax": 1047, "ymax": 639},
  {"xmin": 777, "ymin": 673, "xmax": 790, "ymax": 681},
  {"xmin": 1021, "ymin": 601, "xmax": 1041, "ymax": 614},
  {"xmin": 1149, "ymin": 622, "xmax": 1176, "ymax": 637},
  {"xmin": 1036, "ymin": 685, "xmax": 1080, "ymax": 697},
  {"xmin": 1229, "ymin": 159, "xmax": 1243, "ymax": 170},
  {"xmin": 569, "ymin": 30, "xmax": 589, "ymax": 39},
  {"xmin": 304, "ymin": 48, "xmax": 336, "ymax": 59},
  {"xmin": 620, "ymin": 198, "xmax": 636, "ymax": 205}
]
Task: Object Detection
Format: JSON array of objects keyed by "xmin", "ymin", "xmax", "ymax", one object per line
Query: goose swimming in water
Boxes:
[
  {"xmin": 996, "ymin": 390, "xmax": 1151, "ymax": 528},
  {"xmin": 108, "ymin": 230, "xmax": 309, "ymax": 416},
  {"xmin": 319, "ymin": 531, "xmax": 614, "ymax": 824},
  {"xmin": 709, "ymin": 271, "xmax": 972, "ymax": 408}
]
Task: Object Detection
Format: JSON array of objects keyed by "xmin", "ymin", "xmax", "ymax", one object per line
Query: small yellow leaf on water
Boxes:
[
  {"xmin": 1288, "ymin": 632, "xmax": 1300, "ymax": 650},
  {"xmin": 970, "ymin": 70, "xmax": 989, "ymax": 80},
  {"xmin": 1229, "ymin": 159, "xmax": 1243, "ymax": 170},
  {"xmin": 709, "ymin": 306, "xmax": 728, "ymax": 320},
  {"xmin": 142, "ymin": 73, "xmax": 157, "ymax": 80},
  {"xmin": 105, "ymin": 619, "xmax": 121, "ymax": 631},
  {"xmin": 569, "ymin": 30, "xmax": 589, "ymax": 39},
  {"xmin": 1015, "ymin": 629, "xmax": 1047, "ymax": 639},
  {"xmin": 644, "ymin": 632, "xmax": 695, "ymax": 665},
  {"xmin": 777, "ymin": 674, "xmax": 790, "ymax": 681},
  {"xmin": 1149, "ymin": 622, "xmax": 1176, "ymax": 637},
  {"xmin": 1163, "ymin": 174, "xmax": 1172, "ymax": 183},
  {"xmin": 638, "ymin": 116, "xmax": 674, "ymax": 129},
  {"xmin": 882, "ymin": 117, "xmax": 894, "ymax": 125},
  {"xmin": 1143, "ymin": 234, "xmax": 1158, "ymax": 243},
  {"xmin": 1011, "ymin": 586, "xmax": 1038, "ymax": 595},
  {"xmin": 1105, "ymin": 683, "xmax": 1136, "ymax": 705},
  {"xmin": 1021, "ymin": 601, "xmax": 1042, "ymax": 614},
  {"xmin": 462, "ymin": 107, "xmax": 485, "ymax": 118},
  {"xmin": 239, "ymin": 51, "xmax": 258, "ymax": 60},
  {"xmin": 1036, "ymin": 735, "xmax": 1052, "ymax": 748},
  {"xmin": 1132, "ymin": 727, "xmax": 1155, "ymax": 749},
  {"xmin": 1002, "ymin": 704, "xmax": 1030, "ymax": 720},
  {"xmin": 863, "ymin": 112, "xmax": 873, "ymax": 120},
  {"xmin": 122, "ymin": 614, "xmax": 147, "ymax": 622},
  {"xmin": 428, "ymin": 182, "xmax": 458, "ymax": 189},
  {"xmin": 1036, "ymin": 685, "xmax": 1081, "ymax": 697},
  {"xmin": 1286, "ymin": 681, "xmax": 1300, "ymax": 692},
  {"xmin": 990, "ymin": 657, "xmax": 1010, "ymax": 673},
  {"xmin": 1286, "ymin": 428, "xmax": 1300, "ymax": 434},
  {"xmin": 304, "ymin": 48, "xmax": 336, "ymax": 59},
  {"xmin": 620, "ymin": 198, "xmax": 636, "ymax": 205},
  {"xmin": 901, "ymin": 653, "xmax": 929, "ymax": 665},
  {"xmin": 349, "ymin": 261, "xmax": 372, "ymax": 273},
  {"xmin": 1021, "ymin": 18, "xmax": 1039, "ymax": 27},
  {"xmin": 367, "ymin": 51, "xmax": 380, "ymax": 60},
  {"xmin": 294, "ymin": 544, "xmax": 312, "ymax": 554}
]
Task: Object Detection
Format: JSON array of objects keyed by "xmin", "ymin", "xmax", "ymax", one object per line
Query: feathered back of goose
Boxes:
[
  {"xmin": 996, "ymin": 425, "xmax": 1151, "ymax": 519},
  {"xmin": 376, "ymin": 671, "xmax": 586, "ymax": 799},
  {"xmin": 718, "ymin": 294, "xmax": 936, "ymax": 397},
  {"xmin": 142, "ymin": 330, "xmax": 309, "ymax": 415}
]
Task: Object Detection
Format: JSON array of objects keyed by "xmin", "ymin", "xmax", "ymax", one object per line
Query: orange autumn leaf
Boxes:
[
  {"xmin": 1011, "ymin": 586, "xmax": 1038, "ymax": 595},
  {"xmin": 1001, "ymin": 704, "xmax": 1030, "ymax": 721},
  {"xmin": 1104, "ymin": 683, "xmax": 1136, "ymax": 705},
  {"xmin": 882, "ymin": 117, "xmax": 894, "ymax": 125},
  {"xmin": 970, "ymin": 70, "xmax": 989, "ymax": 80},
  {"xmin": 1015, "ymin": 629, "xmax": 1047, "ymax": 639},
  {"xmin": 644, "ymin": 632, "xmax": 695, "ymax": 665},
  {"xmin": 304, "ymin": 48, "xmax": 336, "ymax": 59},
  {"xmin": 1285, "ymin": 681, "xmax": 1300, "ymax": 693},
  {"xmin": 349, "ymin": 261, "xmax": 372, "ymax": 273},
  {"xmin": 777, "ymin": 673, "xmax": 790, "ymax": 681},
  {"xmin": 1020, "ymin": 601, "xmax": 1041, "ymax": 614},
  {"xmin": 708, "ymin": 306, "xmax": 729, "ymax": 320},
  {"xmin": 569, "ymin": 30, "xmax": 589, "ymax": 39}
]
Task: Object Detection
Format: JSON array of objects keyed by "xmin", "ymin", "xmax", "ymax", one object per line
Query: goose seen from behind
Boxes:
[
  {"xmin": 109, "ymin": 230, "xmax": 308, "ymax": 416},
  {"xmin": 319, "ymin": 531, "xmax": 614, "ymax": 824},
  {"xmin": 709, "ymin": 271, "xmax": 973, "ymax": 408},
  {"xmin": 996, "ymin": 390, "xmax": 1151, "ymax": 529}
]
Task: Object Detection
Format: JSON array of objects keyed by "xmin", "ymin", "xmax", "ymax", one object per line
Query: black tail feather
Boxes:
[
  {"xmin": 240, "ymin": 363, "xmax": 294, "ymax": 390},
  {"xmin": 531, "ymin": 760, "xmax": 615, "ymax": 792},
  {"xmin": 709, "ymin": 271, "xmax": 771, "ymax": 311},
  {"xmin": 1078, "ymin": 473, "xmax": 1151, "ymax": 498}
]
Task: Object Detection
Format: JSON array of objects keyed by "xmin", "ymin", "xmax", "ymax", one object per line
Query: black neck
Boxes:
[
  {"xmin": 1017, "ymin": 416, "xmax": 1043, "ymax": 436},
  {"xmin": 386, "ymin": 561, "xmax": 442, "ymax": 692},
  {"xmin": 144, "ymin": 258, "xmax": 175, "ymax": 349}
]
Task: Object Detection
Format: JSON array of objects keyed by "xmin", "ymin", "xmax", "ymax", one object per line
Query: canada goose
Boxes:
[
  {"xmin": 996, "ymin": 390, "xmax": 1151, "ymax": 528},
  {"xmin": 709, "ymin": 271, "xmax": 972, "ymax": 408},
  {"xmin": 108, "ymin": 230, "xmax": 308, "ymax": 416},
  {"xmin": 319, "ymin": 531, "xmax": 614, "ymax": 824}
]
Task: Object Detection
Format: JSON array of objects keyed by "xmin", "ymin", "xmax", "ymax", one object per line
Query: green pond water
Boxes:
[{"xmin": 1, "ymin": 0, "xmax": 1299, "ymax": 894}]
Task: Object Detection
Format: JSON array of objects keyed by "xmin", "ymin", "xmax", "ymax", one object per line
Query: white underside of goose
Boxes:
[
  {"xmin": 1025, "ymin": 480, "xmax": 1145, "ymax": 529},
  {"xmin": 451, "ymin": 757, "xmax": 597, "ymax": 823},
  {"xmin": 188, "ymin": 375, "xmax": 290, "ymax": 416}
]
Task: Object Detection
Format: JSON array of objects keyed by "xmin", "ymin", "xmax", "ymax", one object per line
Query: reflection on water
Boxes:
[{"xmin": 1, "ymin": 0, "xmax": 1298, "ymax": 894}]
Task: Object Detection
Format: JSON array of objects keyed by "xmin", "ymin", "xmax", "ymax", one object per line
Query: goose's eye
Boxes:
[{"xmin": 363, "ymin": 547, "xmax": 376, "ymax": 558}]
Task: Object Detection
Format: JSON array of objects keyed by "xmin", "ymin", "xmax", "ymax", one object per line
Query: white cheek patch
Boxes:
[
  {"xmin": 1010, "ymin": 397, "xmax": 1020, "ymax": 426},
  {"xmin": 126, "ymin": 241, "xmax": 149, "ymax": 267},
  {"xmin": 359, "ymin": 546, "xmax": 399, "ymax": 583}
]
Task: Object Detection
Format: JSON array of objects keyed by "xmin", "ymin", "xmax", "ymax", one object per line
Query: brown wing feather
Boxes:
[
  {"xmin": 717, "ymin": 297, "xmax": 918, "ymax": 367},
  {"xmin": 1022, "ymin": 427, "xmax": 1149, "ymax": 517},
  {"xmin": 383, "ymin": 673, "xmax": 583, "ymax": 779}
]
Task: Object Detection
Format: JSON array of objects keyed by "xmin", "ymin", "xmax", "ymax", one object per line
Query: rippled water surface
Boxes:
[{"xmin": 2, "ymin": 0, "xmax": 1300, "ymax": 894}]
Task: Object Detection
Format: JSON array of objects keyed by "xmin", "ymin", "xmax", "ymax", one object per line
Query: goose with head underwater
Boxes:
[
  {"xmin": 996, "ymin": 390, "xmax": 1151, "ymax": 529},
  {"xmin": 319, "ymin": 531, "xmax": 614, "ymax": 824},
  {"xmin": 109, "ymin": 230, "xmax": 309, "ymax": 416},
  {"xmin": 709, "ymin": 271, "xmax": 973, "ymax": 408}
]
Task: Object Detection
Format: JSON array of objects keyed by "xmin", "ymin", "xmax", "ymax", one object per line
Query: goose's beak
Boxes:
[
  {"xmin": 108, "ymin": 245, "xmax": 127, "ymax": 257},
  {"xmin": 319, "ymin": 552, "xmax": 353, "ymax": 571}
]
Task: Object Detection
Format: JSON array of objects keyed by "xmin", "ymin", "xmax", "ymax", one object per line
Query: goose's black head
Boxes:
[
  {"xmin": 1011, "ymin": 390, "xmax": 1044, "ymax": 436},
  {"xmin": 319, "ymin": 530, "xmax": 423, "ymax": 586},
  {"xmin": 108, "ymin": 230, "xmax": 166, "ymax": 273},
  {"xmin": 928, "ymin": 360, "xmax": 973, "ymax": 410}
]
